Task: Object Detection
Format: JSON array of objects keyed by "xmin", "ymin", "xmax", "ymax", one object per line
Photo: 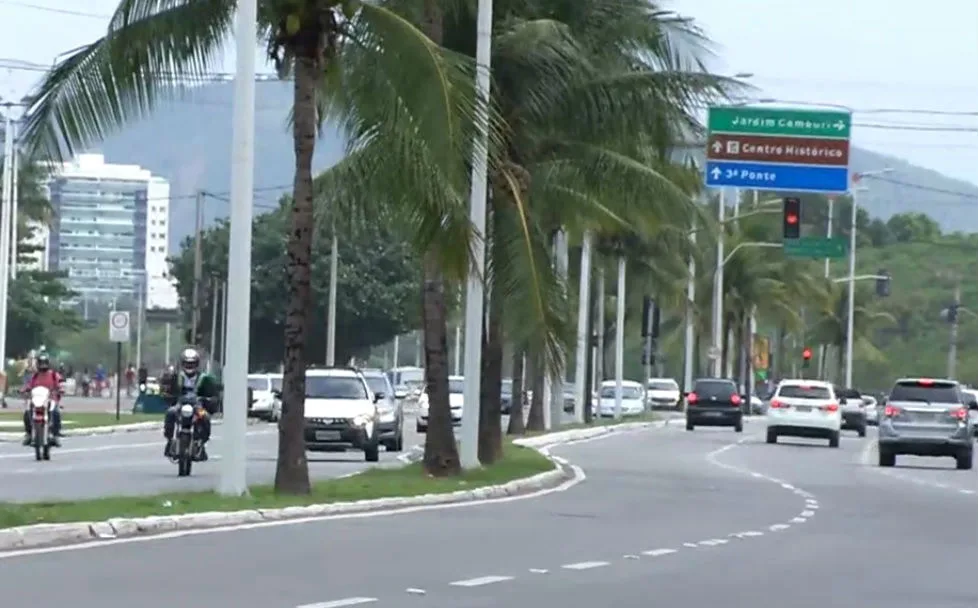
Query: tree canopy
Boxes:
[{"xmin": 168, "ymin": 198, "xmax": 421, "ymax": 369}]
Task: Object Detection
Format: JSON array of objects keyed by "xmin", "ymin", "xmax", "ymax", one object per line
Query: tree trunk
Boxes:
[
  {"xmin": 416, "ymin": 0, "xmax": 459, "ymax": 476},
  {"xmin": 506, "ymin": 349, "xmax": 525, "ymax": 435},
  {"xmin": 478, "ymin": 282, "xmax": 504, "ymax": 463},
  {"xmin": 525, "ymin": 352, "xmax": 545, "ymax": 431},
  {"xmin": 274, "ymin": 56, "xmax": 319, "ymax": 495}
]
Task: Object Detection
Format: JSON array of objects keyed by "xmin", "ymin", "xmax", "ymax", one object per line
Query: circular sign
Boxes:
[{"xmin": 110, "ymin": 312, "xmax": 129, "ymax": 329}]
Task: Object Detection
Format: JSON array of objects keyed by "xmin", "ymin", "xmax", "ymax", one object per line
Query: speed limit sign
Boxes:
[{"xmin": 109, "ymin": 311, "xmax": 131, "ymax": 342}]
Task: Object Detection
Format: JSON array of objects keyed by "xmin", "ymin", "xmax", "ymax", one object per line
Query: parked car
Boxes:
[
  {"xmin": 646, "ymin": 378, "xmax": 681, "ymax": 410},
  {"xmin": 361, "ymin": 368, "xmax": 404, "ymax": 452},
  {"xmin": 595, "ymin": 380, "xmax": 645, "ymax": 417}
]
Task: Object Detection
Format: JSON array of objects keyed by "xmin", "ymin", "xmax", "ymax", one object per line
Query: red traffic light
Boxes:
[
  {"xmin": 786, "ymin": 212, "xmax": 798, "ymax": 224},
  {"xmin": 802, "ymin": 347, "xmax": 812, "ymax": 360}
]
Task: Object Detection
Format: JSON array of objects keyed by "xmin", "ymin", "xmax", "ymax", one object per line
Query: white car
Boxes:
[
  {"xmin": 416, "ymin": 375, "xmax": 464, "ymax": 433},
  {"xmin": 303, "ymin": 367, "xmax": 382, "ymax": 462},
  {"xmin": 247, "ymin": 373, "xmax": 281, "ymax": 421},
  {"xmin": 389, "ymin": 366, "xmax": 425, "ymax": 401},
  {"xmin": 765, "ymin": 379, "xmax": 842, "ymax": 448},
  {"xmin": 596, "ymin": 380, "xmax": 646, "ymax": 417},
  {"xmin": 646, "ymin": 378, "xmax": 681, "ymax": 409},
  {"xmin": 963, "ymin": 389, "xmax": 978, "ymax": 436}
]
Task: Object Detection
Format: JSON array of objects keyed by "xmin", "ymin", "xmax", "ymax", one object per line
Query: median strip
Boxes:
[{"xmin": 0, "ymin": 420, "xmax": 662, "ymax": 552}]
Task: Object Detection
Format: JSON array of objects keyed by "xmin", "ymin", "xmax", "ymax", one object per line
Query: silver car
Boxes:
[{"xmin": 878, "ymin": 378, "xmax": 976, "ymax": 470}]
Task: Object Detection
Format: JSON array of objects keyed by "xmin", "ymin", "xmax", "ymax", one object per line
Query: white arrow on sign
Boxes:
[
  {"xmin": 712, "ymin": 141, "xmax": 722, "ymax": 153},
  {"xmin": 710, "ymin": 167, "xmax": 721, "ymax": 179},
  {"xmin": 834, "ymin": 120, "xmax": 845, "ymax": 130}
]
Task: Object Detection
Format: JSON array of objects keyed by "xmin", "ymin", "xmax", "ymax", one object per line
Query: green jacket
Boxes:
[{"xmin": 163, "ymin": 371, "xmax": 221, "ymax": 406}]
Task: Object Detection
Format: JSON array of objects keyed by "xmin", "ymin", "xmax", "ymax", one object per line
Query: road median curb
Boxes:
[
  {"xmin": 0, "ymin": 417, "xmax": 255, "ymax": 443},
  {"xmin": 0, "ymin": 419, "xmax": 660, "ymax": 552}
]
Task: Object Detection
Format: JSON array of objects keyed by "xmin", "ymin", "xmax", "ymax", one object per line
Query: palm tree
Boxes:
[
  {"xmin": 19, "ymin": 0, "xmax": 481, "ymax": 492},
  {"xmin": 811, "ymin": 282, "xmax": 894, "ymax": 383}
]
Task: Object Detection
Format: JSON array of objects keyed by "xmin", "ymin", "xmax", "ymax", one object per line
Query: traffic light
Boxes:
[
  {"xmin": 782, "ymin": 197, "xmax": 801, "ymax": 239},
  {"xmin": 876, "ymin": 269, "xmax": 890, "ymax": 297},
  {"xmin": 801, "ymin": 347, "xmax": 812, "ymax": 368},
  {"xmin": 947, "ymin": 304, "xmax": 959, "ymax": 324}
]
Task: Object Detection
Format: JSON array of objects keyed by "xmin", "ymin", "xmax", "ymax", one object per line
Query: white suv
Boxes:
[
  {"xmin": 302, "ymin": 367, "xmax": 382, "ymax": 462},
  {"xmin": 765, "ymin": 379, "xmax": 842, "ymax": 448}
]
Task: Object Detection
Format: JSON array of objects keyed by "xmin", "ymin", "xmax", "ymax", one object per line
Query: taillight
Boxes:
[
  {"xmin": 884, "ymin": 405, "xmax": 901, "ymax": 417},
  {"xmin": 687, "ymin": 392, "xmax": 698, "ymax": 404},
  {"xmin": 769, "ymin": 399, "xmax": 785, "ymax": 408},
  {"xmin": 824, "ymin": 403, "xmax": 839, "ymax": 412},
  {"xmin": 730, "ymin": 394, "xmax": 742, "ymax": 405},
  {"xmin": 950, "ymin": 407, "xmax": 967, "ymax": 420}
]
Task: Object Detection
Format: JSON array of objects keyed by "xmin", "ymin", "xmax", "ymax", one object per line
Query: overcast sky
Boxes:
[{"xmin": 1, "ymin": 0, "xmax": 976, "ymax": 184}]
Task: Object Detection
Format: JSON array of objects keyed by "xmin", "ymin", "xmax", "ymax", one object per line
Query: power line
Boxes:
[
  {"xmin": 0, "ymin": 0, "xmax": 108, "ymax": 18},
  {"xmin": 871, "ymin": 176, "xmax": 978, "ymax": 201}
]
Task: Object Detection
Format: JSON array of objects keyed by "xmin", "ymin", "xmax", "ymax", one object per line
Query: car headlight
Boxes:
[{"xmin": 353, "ymin": 411, "xmax": 375, "ymax": 427}]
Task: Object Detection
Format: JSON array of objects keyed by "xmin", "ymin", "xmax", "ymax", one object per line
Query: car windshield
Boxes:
[
  {"xmin": 448, "ymin": 379, "xmax": 464, "ymax": 394},
  {"xmin": 363, "ymin": 376, "xmax": 388, "ymax": 396},
  {"xmin": 397, "ymin": 369, "xmax": 424, "ymax": 385},
  {"xmin": 890, "ymin": 381, "xmax": 959, "ymax": 403},
  {"xmin": 270, "ymin": 376, "xmax": 282, "ymax": 391},
  {"xmin": 600, "ymin": 386, "xmax": 643, "ymax": 400},
  {"xmin": 306, "ymin": 376, "xmax": 368, "ymax": 399},
  {"xmin": 693, "ymin": 380, "xmax": 737, "ymax": 398},
  {"xmin": 648, "ymin": 381, "xmax": 678, "ymax": 391},
  {"xmin": 501, "ymin": 379, "xmax": 513, "ymax": 395},
  {"xmin": 247, "ymin": 377, "xmax": 268, "ymax": 391},
  {"xmin": 778, "ymin": 385, "xmax": 832, "ymax": 399}
]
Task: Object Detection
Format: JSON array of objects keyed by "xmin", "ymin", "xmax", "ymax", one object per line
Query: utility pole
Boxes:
[
  {"xmin": 135, "ymin": 277, "xmax": 144, "ymax": 369},
  {"xmin": 0, "ymin": 108, "xmax": 14, "ymax": 370},
  {"xmin": 683, "ymin": 217, "xmax": 696, "ymax": 393},
  {"xmin": 817, "ymin": 196, "xmax": 834, "ymax": 378},
  {"xmin": 710, "ymin": 189, "xmax": 726, "ymax": 377},
  {"xmin": 209, "ymin": 278, "xmax": 220, "ymax": 371},
  {"xmin": 325, "ymin": 220, "xmax": 337, "ymax": 366},
  {"xmin": 190, "ymin": 190, "xmax": 204, "ymax": 346},
  {"xmin": 948, "ymin": 280, "xmax": 961, "ymax": 380},
  {"xmin": 10, "ymin": 127, "xmax": 17, "ymax": 279}
]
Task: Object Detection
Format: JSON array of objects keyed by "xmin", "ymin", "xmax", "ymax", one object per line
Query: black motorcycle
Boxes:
[{"xmin": 169, "ymin": 396, "xmax": 207, "ymax": 477}]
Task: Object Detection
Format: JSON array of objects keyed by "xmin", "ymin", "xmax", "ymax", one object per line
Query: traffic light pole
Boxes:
[
  {"xmin": 844, "ymin": 187, "xmax": 859, "ymax": 389},
  {"xmin": 817, "ymin": 198, "xmax": 834, "ymax": 379}
]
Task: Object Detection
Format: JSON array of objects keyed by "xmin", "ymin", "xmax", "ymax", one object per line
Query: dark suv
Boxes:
[
  {"xmin": 878, "ymin": 378, "xmax": 977, "ymax": 470},
  {"xmin": 685, "ymin": 378, "xmax": 744, "ymax": 432}
]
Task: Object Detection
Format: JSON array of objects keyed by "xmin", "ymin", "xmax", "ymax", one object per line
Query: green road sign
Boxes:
[
  {"xmin": 783, "ymin": 237, "xmax": 848, "ymax": 259},
  {"xmin": 708, "ymin": 107, "xmax": 851, "ymax": 139}
]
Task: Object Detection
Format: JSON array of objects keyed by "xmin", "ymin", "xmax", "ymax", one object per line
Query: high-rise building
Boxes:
[{"xmin": 43, "ymin": 154, "xmax": 176, "ymax": 308}]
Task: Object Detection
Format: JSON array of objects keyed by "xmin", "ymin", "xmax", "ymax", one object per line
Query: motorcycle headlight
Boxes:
[{"xmin": 179, "ymin": 404, "xmax": 195, "ymax": 418}]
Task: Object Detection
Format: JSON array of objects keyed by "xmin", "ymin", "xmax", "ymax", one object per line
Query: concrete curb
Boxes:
[
  {"xmin": 0, "ymin": 417, "xmax": 260, "ymax": 443},
  {"xmin": 0, "ymin": 419, "xmax": 661, "ymax": 552}
]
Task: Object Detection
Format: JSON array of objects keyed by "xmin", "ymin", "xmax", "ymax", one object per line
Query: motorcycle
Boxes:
[
  {"xmin": 169, "ymin": 397, "xmax": 207, "ymax": 477},
  {"xmin": 28, "ymin": 386, "xmax": 57, "ymax": 461}
]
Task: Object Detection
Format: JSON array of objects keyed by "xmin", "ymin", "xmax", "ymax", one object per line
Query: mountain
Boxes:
[{"xmin": 88, "ymin": 81, "xmax": 978, "ymax": 247}]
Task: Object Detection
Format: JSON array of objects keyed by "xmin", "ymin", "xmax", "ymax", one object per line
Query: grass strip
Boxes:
[
  {"xmin": 0, "ymin": 441, "xmax": 554, "ymax": 529},
  {"xmin": 0, "ymin": 412, "xmax": 159, "ymax": 429}
]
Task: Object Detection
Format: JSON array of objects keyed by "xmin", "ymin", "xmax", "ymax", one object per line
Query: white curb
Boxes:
[
  {"xmin": 0, "ymin": 417, "xmax": 254, "ymax": 442},
  {"xmin": 0, "ymin": 418, "xmax": 662, "ymax": 552}
]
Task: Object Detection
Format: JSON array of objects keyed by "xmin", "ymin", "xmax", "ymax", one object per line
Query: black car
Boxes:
[{"xmin": 685, "ymin": 378, "xmax": 744, "ymax": 432}]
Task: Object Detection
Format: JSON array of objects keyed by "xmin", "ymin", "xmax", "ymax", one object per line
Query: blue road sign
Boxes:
[{"xmin": 705, "ymin": 161, "xmax": 849, "ymax": 194}]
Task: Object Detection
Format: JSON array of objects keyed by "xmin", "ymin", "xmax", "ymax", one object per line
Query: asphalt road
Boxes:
[
  {"xmin": 2, "ymin": 421, "xmax": 975, "ymax": 608},
  {"xmin": 0, "ymin": 418, "xmax": 423, "ymax": 502}
]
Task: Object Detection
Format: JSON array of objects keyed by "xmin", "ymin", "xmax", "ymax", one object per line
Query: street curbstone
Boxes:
[{"xmin": 0, "ymin": 418, "xmax": 661, "ymax": 552}]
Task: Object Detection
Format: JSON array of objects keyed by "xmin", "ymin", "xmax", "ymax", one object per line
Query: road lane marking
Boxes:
[
  {"xmin": 405, "ymin": 589, "xmax": 426, "ymax": 595},
  {"xmin": 801, "ymin": 510, "xmax": 815, "ymax": 517},
  {"xmin": 769, "ymin": 524, "xmax": 789, "ymax": 531},
  {"xmin": 791, "ymin": 517, "xmax": 807, "ymax": 523},
  {"xmin": 642, "ymin": 548, "xmax": 677, "ymax": 556},
  {"xmin": 297, "ymin": 598, "xmax": 377, "ymax": 608},
  {"xmin": 561, "ymin": 561, "xmax": 608, "ymax": 570},
  {"xmin": 528, "ymin": 568, "xmax": 549, "ymax": 574},
  {"xmin": 449, "ymin": 576, "xmax": 514, "ymax": 587}
]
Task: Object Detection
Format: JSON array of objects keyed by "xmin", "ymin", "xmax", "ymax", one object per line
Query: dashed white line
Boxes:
[
  {"xmin": 683, "ymin": 542, "xmax": 698, "ymax": 548},
  {"xmin": 791, "ymin": 517, "xmax": 807, "ymax": 523},
  {"xmin": 698, "ymin": 539, "xmax": 728, "ymax": 546},
  {"xmin": 298, "ymin": 598, "xmax": 378, "ymax": 608},
  {"xmin": 562, "ymin": 561, "xmax": 609, "ymax": 570},
  {"xmin": 528, "ymin": 568, "xmax": 549, "ymax": 574},
  {"xmin": 449, "ymin": 576, "xmax": 514, "ymax": 587},
  {"xmin": 405, "ymin": 589, "xmax": 426, "ymax": 595},
  {"xmin": 623, "ymin": 554, "xmax": 640, "ymax": 560},
  {"xmin": 780, "ymin": 483, "xmax": 795, "ymax": 490},
  {"xmin": 800, "ymin": 510, "xmax": 815, "ymax": 517},
  {"xmin": 769, "ymin": 524, "xmax": 790, "ymax": 531},
  {"xmin": 961, "ymin": 489, "xmax": 976, "ymax": 495},
  {"xmin": 730, "ymin": 531, "xmax": 764, "ymax": 538},
  {"xmin": 642, "ymin": 548, "xmax": 677, "ymax": 557}
]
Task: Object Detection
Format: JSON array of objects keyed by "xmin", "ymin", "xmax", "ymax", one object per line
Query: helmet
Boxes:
[
  {"xmin": 36, "ymin": 353, "xmax": 51, "ymax": 372},
  {"xmin": 180, "ymin": 348, "xmax": 201, "ymax": 376}
]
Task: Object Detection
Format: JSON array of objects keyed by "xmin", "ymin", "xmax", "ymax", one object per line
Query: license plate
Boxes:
[
  {"xmin": 315, "ymin": 430, "xmax": 341, "ymax": 441},
  {"xmin": 795, "ymin": 406, "xmax": 812, "ymax": 412},
  {"xmin": 704, "ymin": 411, "xmax": 722, "ymax": 417}
]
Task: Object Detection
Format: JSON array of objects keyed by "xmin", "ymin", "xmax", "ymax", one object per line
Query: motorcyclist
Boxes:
[
  {"xmin": 162, "ymin": 348, "xmax": 219, "ymax": 460},
  {"xmin": 21, "ymin": 353, "xmax": 63, "ymax": 446}
]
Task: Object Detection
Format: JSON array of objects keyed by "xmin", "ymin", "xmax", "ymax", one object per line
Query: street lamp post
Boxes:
[{"xmin": 843, "ymin": 169, "xmax": 892, "ymax": 389}]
